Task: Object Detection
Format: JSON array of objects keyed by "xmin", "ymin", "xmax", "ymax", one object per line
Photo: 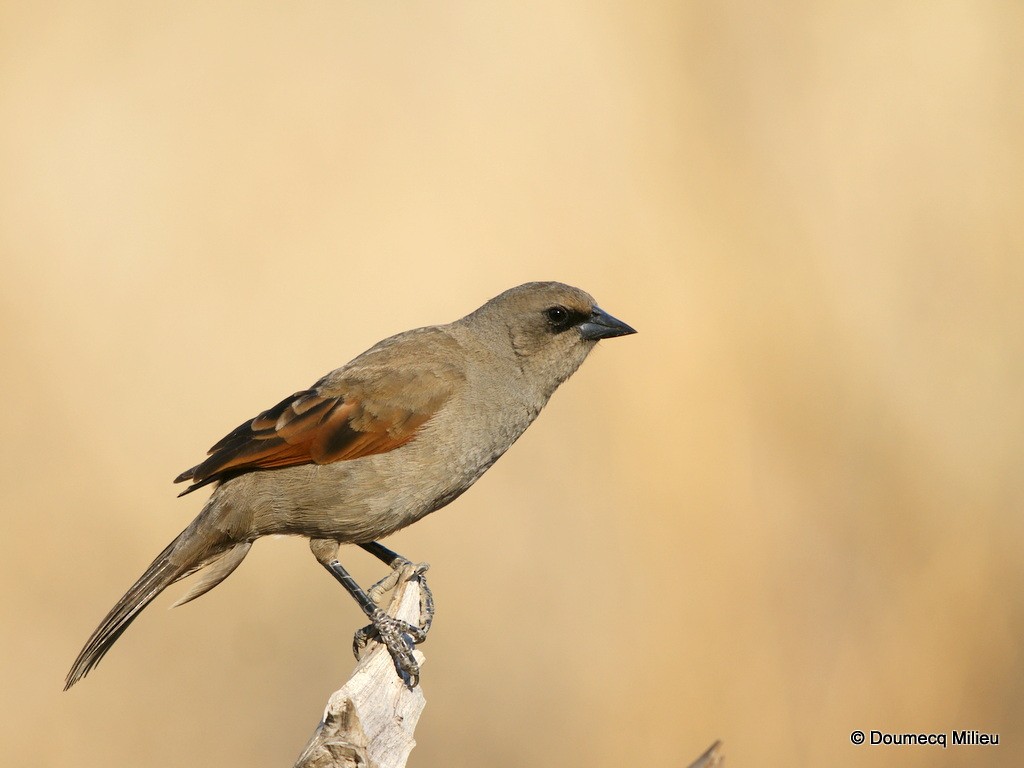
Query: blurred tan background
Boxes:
[{"xmin": 2, "ymin": 2, "xmax": 1022, "ymax": 766}]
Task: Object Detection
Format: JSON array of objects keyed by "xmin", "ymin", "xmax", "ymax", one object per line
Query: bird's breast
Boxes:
[{"xmin": 235, "ymin": 374, "xmax": 545, "ymax": 542}]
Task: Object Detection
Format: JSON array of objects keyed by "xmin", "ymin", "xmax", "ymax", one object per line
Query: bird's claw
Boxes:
[
  {"xmin": 353, "ymin": 563, "xmax": 434, "ymax": 689},
  {"xmin": 353, "ymin": 608, "xmax": 427, "ymax": 688},
  {"xmin": 367, "ymin": 560, "xmax": 429, "ymax": 604}
]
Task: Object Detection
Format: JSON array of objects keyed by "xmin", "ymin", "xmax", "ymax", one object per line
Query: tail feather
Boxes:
[
  {"xmin": 172, "ymin": 542, "xmax": 252, "ymax": 607},
  {"xmin": 64, "ymin": 527, "xmax": 246, "ymax": 690}
]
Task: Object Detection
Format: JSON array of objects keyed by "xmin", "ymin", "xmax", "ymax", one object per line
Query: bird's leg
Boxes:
[
  {"xmin": 358, "ymin": 542, "xmax": 434, "ymax": 622},
  {"xmin": 359, "ymin": 541, "xmax": 412, "ymax": 603},
  {"xmin": 353, "ymin": 541, "xmax": 434, "ymax": 657},
  {"xmin": 358, "ymin": 540, "xmax": 409, "ymax": 567},
  {"xmin": 309, "ymin": 538, "xmax": 425, "ymax": 689}
]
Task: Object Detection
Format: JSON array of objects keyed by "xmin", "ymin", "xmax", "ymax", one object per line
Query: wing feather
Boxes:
[{"xmin": 174, "ymin": 334, "xmax": 462, "ymax": 495}]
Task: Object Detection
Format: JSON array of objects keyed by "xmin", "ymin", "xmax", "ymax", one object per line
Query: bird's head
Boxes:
[{"xmin": 465, "ymin": 281, "xmax": 636, "ymax": 394}]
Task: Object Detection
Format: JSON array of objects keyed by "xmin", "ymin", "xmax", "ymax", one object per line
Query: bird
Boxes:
[{"xmin": 65, "ymin": 281, "xmax": 636, "ymax": 690}]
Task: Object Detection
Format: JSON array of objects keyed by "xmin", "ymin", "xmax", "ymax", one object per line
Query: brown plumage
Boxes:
[
  {"xmin": 66, "ymin": 282, "xmax": 635, "ymax": 689},
  {"xmin": 177, "ymin": 378, "xmax": 455, "ymax": 492}
]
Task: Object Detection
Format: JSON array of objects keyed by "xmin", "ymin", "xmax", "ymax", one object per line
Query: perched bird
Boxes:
[{"xmin": 65, "ymin": 281, "xmax": 635, "ymax": 689}]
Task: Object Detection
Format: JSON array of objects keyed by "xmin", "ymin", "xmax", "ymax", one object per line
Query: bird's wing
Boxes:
[{"xmin": 174, "ymin": 337, "xmax": 463, "ymax": 495}]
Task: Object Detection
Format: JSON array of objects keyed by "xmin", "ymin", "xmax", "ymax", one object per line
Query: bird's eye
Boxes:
[{"xmin": 545, "ymin": 305, "xmax": 569, "ymax": 325}]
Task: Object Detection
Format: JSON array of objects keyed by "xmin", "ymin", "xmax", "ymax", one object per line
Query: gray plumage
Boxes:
[{"xmin": 66, "ymin": 282, "xmax": 635, "ymax": 689}]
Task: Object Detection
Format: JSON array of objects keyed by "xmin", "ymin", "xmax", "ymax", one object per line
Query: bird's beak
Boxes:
[{"xmin": 578, "ymin": 306, "xmax": 637, "ymax": 340}]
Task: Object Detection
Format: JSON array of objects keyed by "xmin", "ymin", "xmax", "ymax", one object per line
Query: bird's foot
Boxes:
[
  {"xmin": 353, "ymin": 563, "xmax": 434, "ymax": 688},
  {"xmin": 367, "ymin": 558, "xmax": 418, "ymax": 602},
  {"xmin": 366, "ymin": 561, "xmax": 434, "ymax": 631},
  {"xmin": 354, "ymin": 608, "xmax": 426, "ymax": 688}
]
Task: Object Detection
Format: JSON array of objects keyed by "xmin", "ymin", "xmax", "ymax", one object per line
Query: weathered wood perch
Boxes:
[
  {"xmin": 687, "ymin": 740, "xmax": 724, "ymax": 768},
  {"xmin": 294, "ymin": 563, "xmax": 427, "ymax": 768},
  {"xmin": 291, "ymin": 562, "xmax": 723, "ymax": 768}
]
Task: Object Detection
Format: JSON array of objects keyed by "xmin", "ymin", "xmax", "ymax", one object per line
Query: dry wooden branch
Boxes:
[
  {"xmin": 686, "ymin": 740, "xmax": 724, "ymax": 768},
  {"xmin": 292, "ymin": 563, "xmax": 721, "ymax": 768},
  {"xmin": 294, "ymin": 564, "xmax": 427, "ymax": 768}
]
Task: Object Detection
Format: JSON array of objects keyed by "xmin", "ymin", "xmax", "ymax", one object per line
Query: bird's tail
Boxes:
[{"xmin": 64, "ymin": 524, "xmax": 250, "ymax": 690}]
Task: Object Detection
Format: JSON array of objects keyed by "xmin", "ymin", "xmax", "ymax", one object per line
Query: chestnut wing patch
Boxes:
[{"xmin": 174, "ymin": 380, "xmax": 449, "ymax": 496}]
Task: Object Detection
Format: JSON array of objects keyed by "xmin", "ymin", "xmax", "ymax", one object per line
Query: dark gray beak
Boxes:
[{"xmin": 579, "ymin": 306, "xmax": 637, "ymax": 340}]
